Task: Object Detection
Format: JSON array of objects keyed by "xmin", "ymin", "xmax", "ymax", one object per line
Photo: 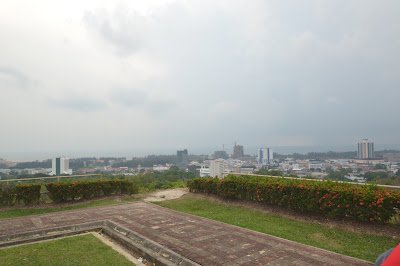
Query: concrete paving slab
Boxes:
[{"xmin": 0, "ymin": 202, "xmax": 371, "ymax": 265}]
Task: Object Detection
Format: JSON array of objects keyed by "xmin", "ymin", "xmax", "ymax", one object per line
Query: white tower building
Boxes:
[
  {"xmin": 209, "ymin": 159, "xmax": 226, "ymax": 178},
  {"xmin": 258, "ymin": 148, "xmax": 273, "ymax": 166},
  {"xmin": 357, "ymin": 139, "xmax": 374, "ymax": 159},
  {"xmin": 52, "ymin": 157, "xmax": 72, "ymax": 176}
]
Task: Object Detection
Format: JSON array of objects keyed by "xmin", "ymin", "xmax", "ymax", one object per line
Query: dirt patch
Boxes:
[
  {"xmin": 184, "ymin": 192, "xmax": 400, "ymax": 239},
  {"xmin": 143, "ymin": 188, "xmax": 188, "ymax": 202}
]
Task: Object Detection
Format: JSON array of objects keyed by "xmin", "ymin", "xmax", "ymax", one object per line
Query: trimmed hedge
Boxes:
[
  {"xmin": 46, "ymin": 179, "xmax": 138, "ymax": 203},
  {"xmin": 188, "ymin": 175, "xmax": 400, "ymax": 223},
  {"xmin": 0, "ymin": 183, "xmax": 16, "ymax": 206},
  {"xmin": 15, "ymin": 184, "xmax": 41, "ymax": 205},
  {"xmin": 0, "ymin": 184, "xmax": 41, "ymax": 206}
]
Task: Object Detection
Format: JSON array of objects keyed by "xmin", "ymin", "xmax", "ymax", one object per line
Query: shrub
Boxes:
[
  {"xmin": 46, "ymin": 182, "xmax": 75, "ymax": 203},
  {"xmin": 101, "ymin": 180, "xmax": 119, "ymax": 196},
  {"xmin": 15, "ymin": 184, "xmax": 41, "ymax": 205},
  {"xmin": 0, "ymin": 183, "xmax": 16, "ymax": 206},
  {"xmin": 122, "ymin": 180, "xmax": 140, "ymax": 194},
  {"xmin": 188, "ymin": 175, "xmax": 400, "ymax": 223},
  {"xmin": 46, "ymin": 179, "xmax": 138, "ymax": 203}
]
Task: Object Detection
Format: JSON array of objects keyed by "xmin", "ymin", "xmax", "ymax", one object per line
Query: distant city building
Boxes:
[
  {"xmin": 209, "ymin": 159, "xmax": 226, "ymax": 178},
  {"xmin": 51, "ymin": 157, "xmax": 72, "ymax": 176},
  {"xmin": 199, "ymin": 165, "xmax": 210, "ymax": 177},
  {"xmin": 308, "ymin": 160, "xmax": 325, "ymax": 171},
  {"xmin": 258, "ymin": 148, "xmax": 273, "ymax": 165},
  {"xmin": 176, "ymin": 149, "xmax": 189, "ymax": 169},
  {"xmin": 153, "ymin": 164, "xmax": 170, "ymax": 172},
  {"xmin": 213, "ymin": 150, "xmax": 229, "ymax": 159},
  {"xmin": 232, "ymin": 144, "xmax": 244, "ymax": 159},
  {"xmin": 357, "ymin": 139, "xmax": 375, "ymax": 159}
]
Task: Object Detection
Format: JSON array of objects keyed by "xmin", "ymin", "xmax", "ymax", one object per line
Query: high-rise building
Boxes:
[
  {"xmin": 52, "ymin": 157, "xmax": 72, "ymax": 176},
  {"xmin": 232, "ymin": 144, "xmax": 244, "ymax": 159},
  {"xmin": 357, "ymin": 139, "xmax": 375, "ymax": 159},
  {"xmin": 209, "ymin": 159, "xmax": 226, "ymax": 178},
  {"xmin": 258, "ymin": 148, "xmax": 273, "ymax": 165},
  {"xmin": 213, "ymin": 150, "xmax": 229, "ymax": 159},
  {"xmin": 176, "ymin": 149, "xmax": 189, "ymax": 169}
]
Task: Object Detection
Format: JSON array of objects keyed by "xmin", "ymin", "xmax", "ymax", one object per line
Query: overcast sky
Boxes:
[{"xmin": 1, "ymin": 0, "xmax": 399, "ymax": 157}]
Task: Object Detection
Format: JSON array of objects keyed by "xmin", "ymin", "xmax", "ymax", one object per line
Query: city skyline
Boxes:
[
  {"xmin": 1, "ymin": 1, "xmax": 400, "ymax": 154},
  {"xmin": 2, "ymin": 141, "xmax": 400, "ymax": 162}
]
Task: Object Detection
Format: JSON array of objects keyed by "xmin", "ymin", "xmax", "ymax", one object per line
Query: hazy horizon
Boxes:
[
  {"xmin": 1, "ymin": 1, "xmax": 399, "ymax": 155},
  {"xmin": 2, "ymin": 143, "xmax": 400, "ymax": 162}
]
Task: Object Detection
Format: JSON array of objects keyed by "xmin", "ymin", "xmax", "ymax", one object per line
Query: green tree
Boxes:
[
  {"xmin": 255, "ymin": 169, "xmax": 283, "ymax": 176},
  {"xmin": 364, "ymin": 171, "xmax": 389, "ymax": 181},
  {"xmin": 374, "ymin": 164, "xmax": 387, "ymax": 170}
]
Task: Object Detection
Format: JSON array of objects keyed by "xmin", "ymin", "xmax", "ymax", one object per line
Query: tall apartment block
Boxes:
[
  {"xmin": 52, "ymin": 157, "xmax": 72, "ymax": 176},
  {"xmin": 357, "ymin": 139, "xmax": 375, "ymax": 159},
  {"xmin": 258, "ymin": 147, "xmax": 273, "ymax": 165},
  {"xmin": 176, "ymin": 149, "xmax": 189, "ymax": 169},
  {"xmin": 232, "ymin": 144, "xmax": 244, "ymax": 159}
]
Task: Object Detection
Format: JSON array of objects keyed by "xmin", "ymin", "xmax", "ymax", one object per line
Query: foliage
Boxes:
[
  {"xmin": 370, "ymin": 177, "xmax": 400, "ymax": 186},
  {"xmin": 0, "ymin": 196, "xmax": 137, "ymax": 220},
  {"xmin": 188, "ymin": 175, "xmax": 400, "ymax": 223},
  {"xmin": 326, "ymin": 168, "xmax": 352, "ymax": 180},
  {"xmin": 364, "ymin": 171, "xmax": 389, "ymax": 181},
  {"xmin": 255, "ymin": 169, "xmax": 299, "ymax": 178},
  {"xmin": 0, "ymin": 183, "xmax": 41, "ymax": 206},
  {"xmin": 46, "ymin": 179, "xmax": 138, "ymax": 203},
  {"xmin": 15, "ymin": 184, "xmax": 41, "ymax": 205},
  {"xmin": 125, "ymin": 167, "xmax": 197, "ymax": 191},
  {"xmin": 10, "ymin": 160, "xmax": 52, "ymax": 169},
  {"xmin": 255, "ymin": 169, "xmax": 284, "ymax": 176},
  {"xmin": 374, "ymin": 164, "xmax": 387, "ymax": 170},
  {"xmin": 113, "ymin": 155, "xmax": 178, "ymax": 168},
  {"xmin": 0, "ymin": 183, "xmax": 16, "ymax": 206},
  {"xmin": 113, "ymin": 154, "xmax": 208, "ymax": 168}
]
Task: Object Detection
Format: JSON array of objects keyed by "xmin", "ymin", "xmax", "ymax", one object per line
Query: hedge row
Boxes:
[
  {"xmin": 0, "ymin": 184, "xmax": 41, "ymax": 206},
  {"xmin": 188, "ymin": 175, "xmax": 400, "ymax": 223},
  {"xmin": 46, "ymin": 179, "xmax": 138, "ymax": 203},
  {"xmin": 0, "ymin": 179, "xmax": 139, "ymax": 206}
]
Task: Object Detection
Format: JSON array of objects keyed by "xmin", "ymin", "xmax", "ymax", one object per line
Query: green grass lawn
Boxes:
[
  {"xmin": 156, "ymin": 195, "xmax": 398, "ymax": 262},
  {"xmin": 0, "ymin": 234, "xmax": 134, "ymax": 266},
  {"xmin": 0, "ymin": 196, "xmax": 137, "ymax": 220}
]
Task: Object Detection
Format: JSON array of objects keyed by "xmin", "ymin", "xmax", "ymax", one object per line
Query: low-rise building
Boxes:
[{"xmin": 153, "ymin": 164, "xmax": 170, "ymax": 172}]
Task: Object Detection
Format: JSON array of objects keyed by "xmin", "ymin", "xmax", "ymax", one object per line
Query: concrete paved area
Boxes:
[{"xmin": 0, "ymin": 202, "xmax": 371, "ymax": 265}]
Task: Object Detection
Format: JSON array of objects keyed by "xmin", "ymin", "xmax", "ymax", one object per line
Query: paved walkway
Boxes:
[{"xmin": 0, "ymin": 202, "xmax": 370, "ymax": 265}]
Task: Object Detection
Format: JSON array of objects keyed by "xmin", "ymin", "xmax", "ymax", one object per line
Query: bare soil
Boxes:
[{"xmin": 143, "ymin": 188, "xmax": 188, "ymax": 202}]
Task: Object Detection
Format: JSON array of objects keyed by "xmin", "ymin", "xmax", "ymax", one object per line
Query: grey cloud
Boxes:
[
  {"xmin": 110, "ymin": 88, "xmax": 147, "ymax": 107},
  {"xmin": 50, "ymin": 98, "xmax": 107, "ymax": 112},
  {"xmin": 146, "ymin": 100, "xmax": 176, "ymax": 115},
  {"xmin": 87, "ymin": 1, "xmax": 400, "ymax": 146},
  {"xmin": 1, "ymin": 1, "xmax": 400, "ymax": 154},
  {"xmin": 0, "ymin": 66, "xmax": 32, "ymax": 90},
  {"xmin": 83, "ymin": 7, "xmax": 146, "ymax": 54},
  {"xmin": 110, "ymin": 88, "xmax": 176, "ymax": 114}
]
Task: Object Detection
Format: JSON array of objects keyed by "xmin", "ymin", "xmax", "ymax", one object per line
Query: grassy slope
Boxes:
[
  {"xmin": 157, "ymin": 195, "xmax": 398, "ymax": 262},
  {"xmin": 0, "ymin": 234, "xmax": 133, "ymax": 266},
  {"xmin": 0, "ymin": 196, "xmax": 137, "ymax": 220}
]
